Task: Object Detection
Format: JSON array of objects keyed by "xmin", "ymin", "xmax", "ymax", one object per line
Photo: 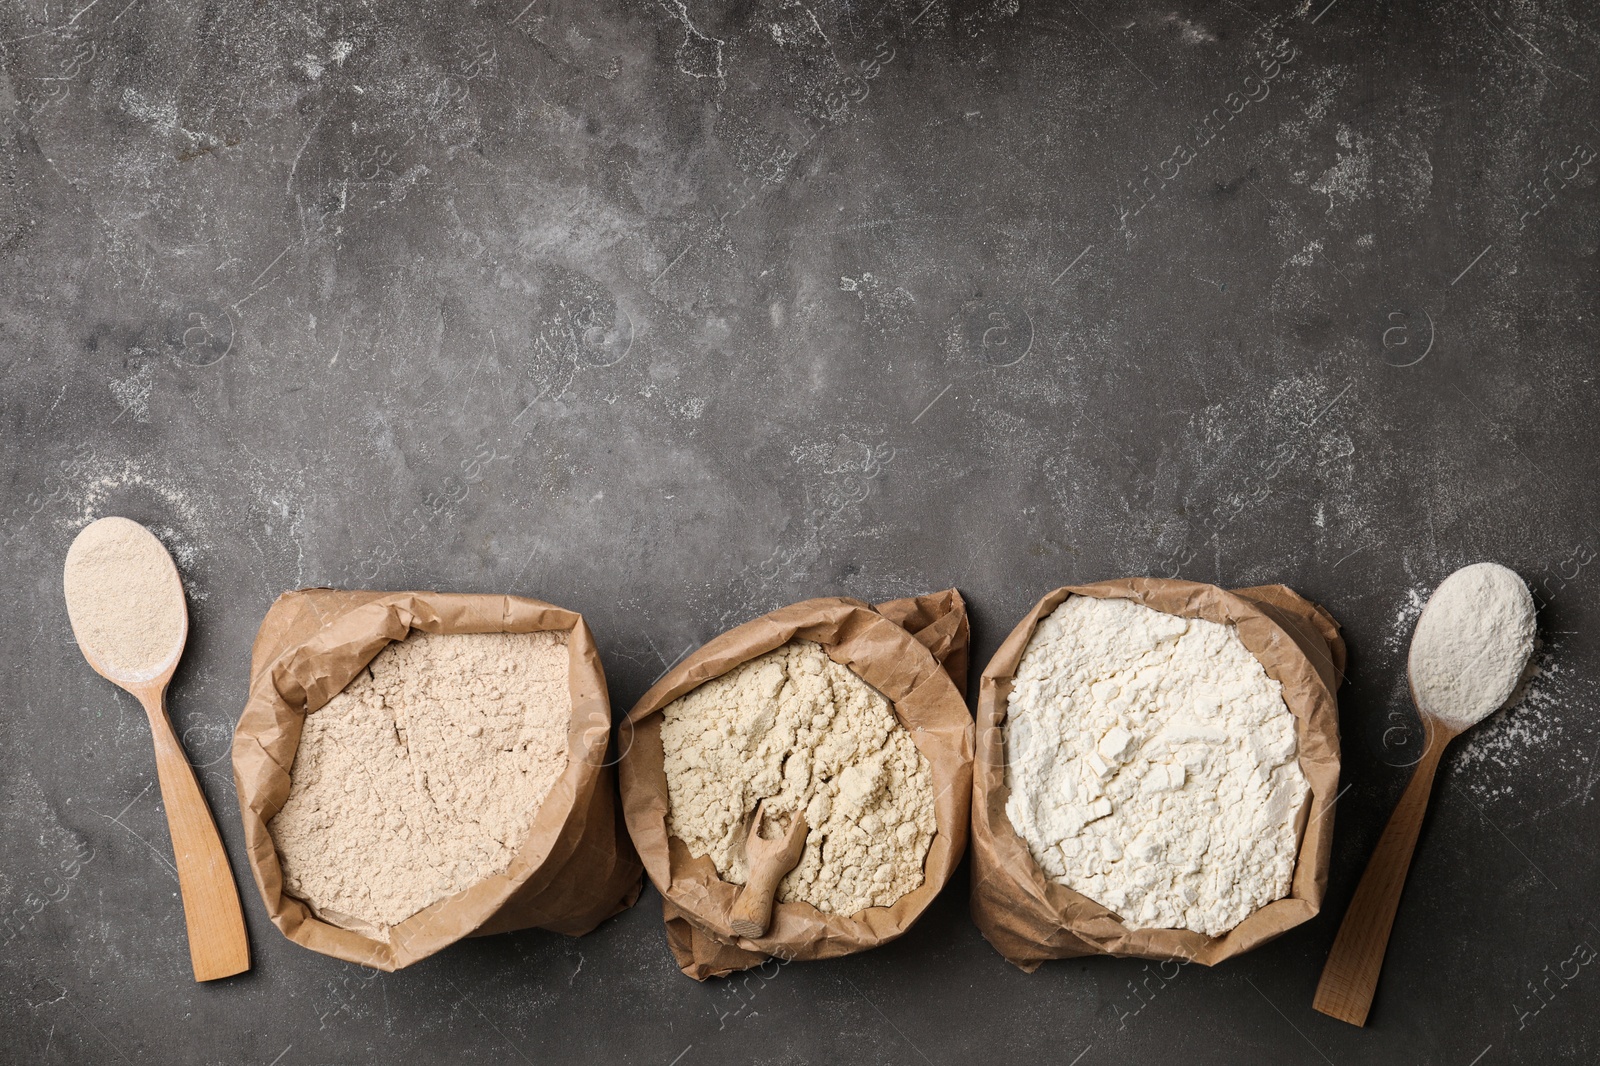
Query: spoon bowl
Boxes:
[{"xmin": 64, "ymin": 517, "xmax": 250, "ymax": 982}]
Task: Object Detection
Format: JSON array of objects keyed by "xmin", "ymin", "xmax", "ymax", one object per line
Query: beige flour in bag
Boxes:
[
  {"xmin": 660, "ymin": 640, "xmax": 936, "ymax": 915},
  {"xmin": 269, "ymin": 629, "xmax": 571, "ymax": 936}
]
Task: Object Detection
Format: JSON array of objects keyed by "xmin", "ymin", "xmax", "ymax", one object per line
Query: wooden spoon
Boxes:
[
  {"xmin": 64, "ymin": 517, "xmax": 250, "ymax": 982},
  {"xmin": 728, "ymin": 803, "xmax": 808, "ymax": 939},
  {"xmin": 1314, "ymin": 562, "xmax": 1535, "ymax": 1026}
]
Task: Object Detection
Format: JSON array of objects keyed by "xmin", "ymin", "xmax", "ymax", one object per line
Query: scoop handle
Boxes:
[
  {"xmin": 136, "ymin": 684, "xmax": 251, "ymax": 982},
  {"xmin": 1313, "ymin": 722, "xmax": 1454, "ymax": 1026}
]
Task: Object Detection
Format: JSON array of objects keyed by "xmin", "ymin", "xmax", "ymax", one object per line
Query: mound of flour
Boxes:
[
  {"xmin": 1408, "ymin": 562, "xmax": 1536, "ymax": 730},
  {"xmin": 63, "ymin": 517, "xmax": 185, "ymax": 676},
  {"xmin": 660, "ymin": 640, "xmax": 936, "ymax": 916},
  {"xmin": 1005, "ymin": 596, "xmax": 1307, "ymax": 937},
  {"xmin": 270, "ymin": 630, "xmax": 571, "ymax": 937}
]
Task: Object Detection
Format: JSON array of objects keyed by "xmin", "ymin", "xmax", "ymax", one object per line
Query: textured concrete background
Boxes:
[{"xmin": 3, "ymin": 0, "xmax": 1598, "ymax": 1062}]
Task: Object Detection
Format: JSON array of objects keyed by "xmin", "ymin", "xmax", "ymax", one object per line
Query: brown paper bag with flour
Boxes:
[
  {"xmin": 970, "ymin": 579, "xmax": 1343, "ymax": 970},
  {"xmin": 619, "ymin": 590, "xmax": 974, "ymax": 980},
  {"xmin": 231, "ymin": 589, "xmax": 643, "ymax": 971}
]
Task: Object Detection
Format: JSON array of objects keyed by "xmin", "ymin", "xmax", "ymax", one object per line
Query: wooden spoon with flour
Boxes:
[
  {"xmin": 1314, "ymin": 562, "xmax": 1536, "ymax": 1026},
  {"xmin": 64, "ymin": 517, "xmax": 250, "ymax": 982}
]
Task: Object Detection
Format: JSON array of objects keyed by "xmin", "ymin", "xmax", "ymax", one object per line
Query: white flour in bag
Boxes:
[{"xmin": 1005, "ymin": 596, "xmax": 1307, "ymax": 937}]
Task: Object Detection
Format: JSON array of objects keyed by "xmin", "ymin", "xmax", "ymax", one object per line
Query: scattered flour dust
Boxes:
[
  {"xmin": 270, "ymin": 630, "xmax": 571, "ymax": 938},
  {"xmin": 1310, "ymin": 125, "xmax": 1373, "ymax": 213},
  {"xmin": 109, "ymin": 361, "xmax": 157, "ymax": 423},
  {"xmin": 1387, "ymin": 584, "xmax": 1431, "ymax": 652},
  {"xmin": 1455, "ymin": 652, "xmax": 1576, "ymax": 800},
  {"xmin": 1005, "ymin": 596, "xmax": 1307, "ymax": 937},
  {"xmin": 68, "ymin": 457, "xmax": 204, "ymax": 533},
  {"xmin": 660, "ymin": 640, "xmax": 936, "ymax": 916}
]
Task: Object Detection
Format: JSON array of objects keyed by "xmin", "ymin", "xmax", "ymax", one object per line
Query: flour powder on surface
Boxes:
[
  {"xmin": 1004, "ymin": 596, "xmax": 1307, "ymax": 937},
  {"xmin": 1408, "ymin": 562, "xmax": 1536, "ymax": 730},
  {"xmin": 63, "ymin": 516, "xmax": 185, "ymax": 676},
  {"xmin": 660, "ymin": 640, "xmax": 936, "ymax": 916},
  {"xmin": 269, "ymin": 630, "xmax": 571, "ymax": 937}
]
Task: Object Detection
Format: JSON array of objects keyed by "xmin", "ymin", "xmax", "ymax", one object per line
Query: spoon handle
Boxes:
[
  {"xmin": 1313, "ymin": 730, "xmax": 1451, "ymax": 1026},
  {"xmin": 137, "ymin": 685, "xmax": 251, "ymax": 982}
]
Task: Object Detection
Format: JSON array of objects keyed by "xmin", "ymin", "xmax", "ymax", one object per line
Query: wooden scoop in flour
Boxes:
[
  {"xmin": 64, "ymin": 517, "xmax": 250, "ymax": 982},
  {"xmin": 729, "ymin": 803, "xmax": 808, "ymax": 939}
]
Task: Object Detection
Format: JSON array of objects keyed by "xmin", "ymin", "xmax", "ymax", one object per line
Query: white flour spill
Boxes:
[
  {"xmin": 1310, "ymin": 126, "xmax": 1373, "ymax": 213},
  {"xmin": 108, "ymin": 362, "xmax": 157, "ymax": 424},
  {"xmin": 1455, "ymin": 653, "xmax": 1581, "ymax": 803},
  {"xmin": 68, "ymin": 459, "xmax": 203, "ymax": 533},
  {"xmin": 1141, "ymin": 372, "xmax": 1365, "ymax": 578},
  {"xmin": 1287, "ymin": 238, "xmax": 1324, "ymax": 267},
  {"xmin": 1387, "ymin": 584, "xmax": 1430, "ymax": 653},
  {"xmin": 1299, "ymin": 65, "xmax": 1350, "ymax": 122}
]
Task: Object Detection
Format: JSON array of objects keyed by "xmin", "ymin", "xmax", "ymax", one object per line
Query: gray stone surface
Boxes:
[{"xmin": 3, "ymin": 0, "xmax": 1598, "ymax": 1061}]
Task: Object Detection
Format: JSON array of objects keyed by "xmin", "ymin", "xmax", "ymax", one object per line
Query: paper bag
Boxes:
[
  {"xmin": 620, "ymin": 591, "xmax": 974, "ymax": 980},
  {"xmin": 970, "ymin": 579, "xmax": 1343, "ymax": 970},
  {"xmin": 231, "ymin": 589, "xmax": 643, "ymax": 971}
]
